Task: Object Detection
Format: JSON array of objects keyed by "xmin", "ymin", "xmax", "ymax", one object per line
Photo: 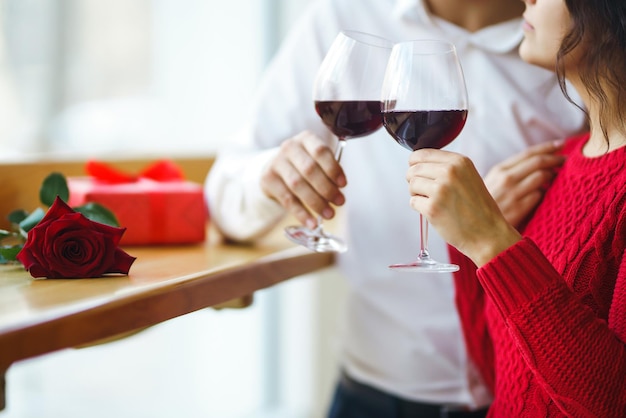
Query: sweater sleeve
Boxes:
[
  {"xmin": 477, "ymin": 238, "xmax": 626, "ymax": 417},
  {"xmin": 449, "ymin": 246, "xmax": 495, "ymax": 393}
]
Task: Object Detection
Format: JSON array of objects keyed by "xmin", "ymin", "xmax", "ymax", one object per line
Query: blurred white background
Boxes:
[
  {"xmin": 0, "ymin": 1, "xmax": 347, "ymax": 417},
  {"xmin": 0, "ymin": 0, "xmax": 303, "ymax": 156}
]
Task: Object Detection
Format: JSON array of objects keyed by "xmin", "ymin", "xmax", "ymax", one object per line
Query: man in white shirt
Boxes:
[{"xmin": 206, "ymin": 0, "xmax": 587, "ymax": 416}]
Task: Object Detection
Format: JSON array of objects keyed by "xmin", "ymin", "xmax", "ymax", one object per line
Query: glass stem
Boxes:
[
  {"xmin": 418, "ymin": 214, "xmax": 431, "ymax": 260},
  {"xmin": 316, "ymin": 138, "xmax": 346, "ymax": 233},
  {"xmin": 335, "ymin": 138, "xmax": 346, "ymax": 163}
]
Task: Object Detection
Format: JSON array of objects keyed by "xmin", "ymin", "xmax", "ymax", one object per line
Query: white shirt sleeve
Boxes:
[{"xmin": 206, "ymin": 145, "xmax": 284, "ymax": 242}]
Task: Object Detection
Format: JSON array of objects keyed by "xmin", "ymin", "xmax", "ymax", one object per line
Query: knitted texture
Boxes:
[{"xmin": 453, "ymin": 134, "xmax": 626, "ymax": 417}]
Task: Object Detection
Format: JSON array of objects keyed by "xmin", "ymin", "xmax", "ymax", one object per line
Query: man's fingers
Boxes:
[
  {"xmin": 261, "ymin": 168, "xmax": 316, "ymax": 226},
  {"xmin": 495, "ymin": 140, "xmax": 564, "ymax": 171},
  {"xmin": 262, "ymin": 133, "xmax": 345, "ymax": 224},
  {"xmin": 302, "ymin": 136, "xmax": 347, "ymax": 187}
]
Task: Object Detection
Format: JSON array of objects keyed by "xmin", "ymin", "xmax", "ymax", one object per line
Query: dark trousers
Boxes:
[{"xmin": 327, "ymin": 372, "xmax": 489, "ymax": 418}]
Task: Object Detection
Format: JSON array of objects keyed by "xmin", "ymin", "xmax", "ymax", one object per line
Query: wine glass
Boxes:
[
  {"xmin": 381, "ymin": 39, "xmax": 468, "ymax": 272},
  {"xmin": 284, "ymin": 30, "xmax": 393, "ymax": 253}
]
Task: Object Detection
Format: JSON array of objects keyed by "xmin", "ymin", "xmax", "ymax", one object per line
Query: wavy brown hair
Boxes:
[{"xmin": 556, "ymin": 0, "xmax": 626, "ymax": 143}]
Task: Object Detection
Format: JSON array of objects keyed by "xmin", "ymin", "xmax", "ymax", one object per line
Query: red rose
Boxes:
[{"xmin": 16, "ymin": 197, "xmax": 136, "ymax": 278}]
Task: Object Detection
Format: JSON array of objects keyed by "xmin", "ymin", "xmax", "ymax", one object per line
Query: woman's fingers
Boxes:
[{"xmin": 406, "ymin": 148, "xmax": 521, "ymax": 266}]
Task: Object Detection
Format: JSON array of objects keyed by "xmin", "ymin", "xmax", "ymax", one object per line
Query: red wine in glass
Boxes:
[
  {"xmin": 315, "ymin": 100, "xmax": 383, "ymax": 140},
  {"xmin": 382, "ymin": 109, "xmax": 468, "ymax": 151}
]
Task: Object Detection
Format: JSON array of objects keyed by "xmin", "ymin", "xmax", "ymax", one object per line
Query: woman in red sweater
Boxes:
[{"xmin": 403, "ymin": 0, "xmax": 626, "ymax": 416}]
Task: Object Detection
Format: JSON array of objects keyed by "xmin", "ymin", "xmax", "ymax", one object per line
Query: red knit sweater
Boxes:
[{"xmin": 451, "ymin": 133, "xmax": 626, "ymax": 417}]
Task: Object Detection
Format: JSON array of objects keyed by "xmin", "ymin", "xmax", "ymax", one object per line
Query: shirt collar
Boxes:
[
  {"xmin": 392, "ymin": 0, "xmax": 523, "ymax": 53},
  {"xmin": 392, "ymin": 0, "xmax": 429, "ymax": 22}
]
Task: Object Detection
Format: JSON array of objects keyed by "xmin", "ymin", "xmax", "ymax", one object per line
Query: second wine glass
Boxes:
[
  {"xmin": 381, "ymin": 39, "xmax": 468, "ymax": 272},
  {"xmin": 284, "ymin": 30, "xmax": 393, "ymax": 253}
]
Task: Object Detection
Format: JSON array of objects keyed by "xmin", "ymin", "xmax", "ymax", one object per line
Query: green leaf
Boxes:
[
  {"xmin": 40, "ymin": 172, "xmax": 69, "ymax": 206},
  {"xmin": 0, "ymin": 245, "xmax": 22, "ymax": 263},
  {"xmin": 0, "ymin": 230, "xmax": 12, "ymax": 240},
  {"xmin": 19, "ymin": 207, "xmax": 46, "ymax": 232},
  {"xmin": 74, "ymin": 202, "xmax": 120, "ymax": 227},
  {"xmin": 7, "ymin": 209, "xmax": 29, "ymax": 225}
]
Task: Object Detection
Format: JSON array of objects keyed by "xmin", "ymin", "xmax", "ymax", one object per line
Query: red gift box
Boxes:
[{"xmin": 67, "ymin": 161, "xmax": 208, "ymax": 245}]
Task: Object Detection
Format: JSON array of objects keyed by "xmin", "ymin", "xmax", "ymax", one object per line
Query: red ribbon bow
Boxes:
[{"xmin": 85, "ymin": 160, "xmax": 185, "ymax": 184}]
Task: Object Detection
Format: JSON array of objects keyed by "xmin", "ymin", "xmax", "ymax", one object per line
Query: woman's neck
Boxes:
[
  {"xmin": 571, "ymin": 77, "xmax": 626, "ymax": 156},
  {"xmin": 424, "ymin": 0, "xmax": 525, "ymax": 32},
  {"xmin": 584, "ymin": 126, "xmax": 626, "ymax": 157}
]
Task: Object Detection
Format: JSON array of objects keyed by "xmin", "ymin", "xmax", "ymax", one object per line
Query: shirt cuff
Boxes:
[
  {"xmin": 240, "ymin": 148, "xmax": 286, "ymax": 217},
  {"xmin": 207, "ymin": 147, "xmax": 286, "ymax": 242}
]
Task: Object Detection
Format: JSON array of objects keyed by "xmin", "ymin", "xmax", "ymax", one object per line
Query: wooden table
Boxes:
[{"xmin": 0, "ymin": 225, "xmax": 334, "ymax": 410}]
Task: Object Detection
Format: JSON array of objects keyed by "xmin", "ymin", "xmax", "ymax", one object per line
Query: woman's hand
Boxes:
[
  {"xmin": 485, "ymin": 140, "xmax": 565, "ymax": 228},
  {"xmin": 406, "ymin": 149, "xmax": 522, "ymax": 267},
  {"xmin": 260, "ymin": 131, "xmax": 346, "ymax": 229}
]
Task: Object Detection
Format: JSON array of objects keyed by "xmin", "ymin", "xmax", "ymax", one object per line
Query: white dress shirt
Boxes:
[{"xmin": 206, "ymin": 0, "xmax": 587, "ymax": 408}]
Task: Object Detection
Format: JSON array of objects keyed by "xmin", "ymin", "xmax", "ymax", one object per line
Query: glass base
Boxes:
[
  {"xmin": 389, "ymin": 258, "xmax": 459, "ymax": 273},
  {"xmin": 284, "ymin": 225, "xmax": 347, "ymax": 253}
]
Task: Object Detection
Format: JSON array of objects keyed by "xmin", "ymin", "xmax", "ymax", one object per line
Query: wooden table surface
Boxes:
[{"xmin": 0, "ymin": 225, "xmax": 335, "ymax": 409}]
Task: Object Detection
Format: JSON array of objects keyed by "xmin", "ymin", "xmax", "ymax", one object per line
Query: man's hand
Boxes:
[
  {"xmin": 260, "ymin": 131, "xmax": 346, "ymax": 229},
  {"xmin": 485, "ymin": 140, "xmax": 565, "ymax": 228}
]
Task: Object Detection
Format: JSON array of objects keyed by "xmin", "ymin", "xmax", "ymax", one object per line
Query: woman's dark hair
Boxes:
[{"xmin": 557, "ymin": 0, "xmax": 626, "ymax": 143}]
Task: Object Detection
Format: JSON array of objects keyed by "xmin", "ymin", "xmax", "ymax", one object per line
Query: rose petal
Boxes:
[
  {"xmin": 106, "ymin": 249, "xmax": 136, "ymax": 274},
  {"xmin": 39, "ymin": 197, "xmax": 76, "ymax": 224}
]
